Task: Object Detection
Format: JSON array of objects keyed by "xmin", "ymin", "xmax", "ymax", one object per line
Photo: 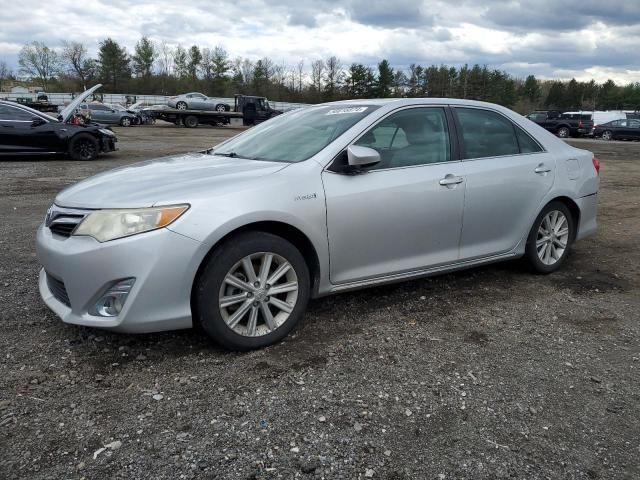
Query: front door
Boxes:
[{"xmin": 322, "ymin": 106, "xmax": 465, "ymax": 284}]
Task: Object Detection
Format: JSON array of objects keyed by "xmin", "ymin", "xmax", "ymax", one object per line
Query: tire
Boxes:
[
  {"xmin": 194, "ymin": 232, "xmax": 310, "ymax": 351},
  {"xmin": 524, "ymin": 201, "xmax": 575, "ymax": 274},
  {"xmin": 68, "ymin": 133, "xmax": 99, "ymax": 161},
  {"xmin": 120, "ymin": 116, "xmax": 132, "ymax": 127},
  {"xmin": 215, "ymin": 104, "xmax": 227, "ymax": 112},
  {"xmin": 602, "ymin": 130, "xmax": 613, "ymax": 141},
  {"xmin": 184, "ymin": 115, "xmax": 199, "ymax": 128},
  {"xmin": 556, "ymin": 126, "xmax": 570, "ymax": 138},
  {"xmin": 176, "ymin": 101, "xmax": 188, "ymax": 110},
  {"xmin": 132, "ymin": 116, "xmax": 141, "ymax": 125}
]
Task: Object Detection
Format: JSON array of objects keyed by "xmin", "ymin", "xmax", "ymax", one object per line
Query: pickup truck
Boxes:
[{"xmin": 525, "ymin": 111, "xmax": 593, "ymax": 138}]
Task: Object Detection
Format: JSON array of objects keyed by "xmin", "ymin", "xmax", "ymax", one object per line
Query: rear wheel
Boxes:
[
  {"xmin": 524, "ymin": 201, "xmax": 575, "ymax": 273},
  {"xmin": 602, "ymin": 130, "xmax": 613, "ymax": 141},
  {"xmin": 176, "ymin": 101, "xmax": 188, "ymax": 110},
  {"xmin": 557, "ymin": 126, "xmax": 570, "ymax": 138},
  {"xmin": 184, "ymin": 115, "xmax": 199, "ymax": 128},
  {"xmin": 194, "ymin": 232, "xmax": 310, "ymax": 350},
  {"xmin": 68, "ymin": 133, "xmax": 99, "ymax": 161}
]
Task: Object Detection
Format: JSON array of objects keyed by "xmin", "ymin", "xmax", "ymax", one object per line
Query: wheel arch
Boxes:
[
  {"xmin": 541, "ymin": 195, "xmax": 581, "ymax": 242},
  {"xmin": 190, "ymin": 220, "xmax": 322, "ymax": 318}
]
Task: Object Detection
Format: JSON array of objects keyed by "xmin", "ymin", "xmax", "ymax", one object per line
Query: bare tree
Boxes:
[
  {"xmin": 324, "ymin": 56, "xmax": 343, "ymax": 100},
  {"xmin": 61, "ymin": 41, "xmax": 95, "ymax": 89},
  {"xmin": 296, "ymin": 60, "xmax": 305, "ymax": 93},
  {"xmin": 0, "ymin": 61, "xmax": 14, "ymax": 91},
  {"xmin": 157, "ymin": 41, "xmax": 173, "ymax": 76},
  {"xmin": 311, "ymin": 59, "xmax": 325, "ymax": 98},
  {"xmin": 18, "ymin": 41, "xmax": 62, "ymax": 90}
]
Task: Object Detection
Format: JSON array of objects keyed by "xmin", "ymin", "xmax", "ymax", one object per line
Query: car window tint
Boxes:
[
  {"xmin": 0, "ymin": 105, "xmax": 32, "ymax": 120},
  {"xmin": 515, "ymin": 127, "xmax": 543, "ymax": 153},
  {"xmin": 629, "ymin": 120, "xmax": 640, "ymax": 128},
  {"xmin": 354, "ymin": 107, "xmax": 450, "ymax": 169},
  {"xmin": 455, "ymin": 108, "xmax": 519, "ymax": 159}
]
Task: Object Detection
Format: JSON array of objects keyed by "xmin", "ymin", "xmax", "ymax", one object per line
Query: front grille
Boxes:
[
  {"xmin": 45, "ymin": 205, "xmax": 90, "ymax": 239},
  {"xmin": 49, "ymin": 217, "xmax": 84, "ymax": 237},
  {"xmin": 46, "ymin": 273, "xmax": 71, "ymax": 307}
]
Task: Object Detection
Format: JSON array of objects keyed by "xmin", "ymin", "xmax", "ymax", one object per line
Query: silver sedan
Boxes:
[
  {"xmin": 36, "ymin": 98, "xmax": 599, "ymax": 350},
  {"xmin": 167, "ymin": 92, "xmax": 230, "ymax": 111}
]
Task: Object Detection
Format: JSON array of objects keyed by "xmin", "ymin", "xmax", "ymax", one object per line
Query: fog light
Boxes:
[{"xmin": 91, "ymin": 278, "xmax": 135, "ymax": 317}]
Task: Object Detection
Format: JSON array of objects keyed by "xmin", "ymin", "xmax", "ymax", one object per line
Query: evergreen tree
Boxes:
[
  {"xmin": 376, "ymin": 59, "xmax": 394, "ymax": 97},
  {"xmin": 132, "ymin": 37, "xmax": 156, "ymax": 78},
  {"xmin": 97, "ymin": 38, "xmax": 130, "ymax": 91}
]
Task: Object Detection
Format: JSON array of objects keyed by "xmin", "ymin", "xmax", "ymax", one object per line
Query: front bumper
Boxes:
[{"xmin": 36, "ymin": 224, "xmax": 202, "ymax": 333}]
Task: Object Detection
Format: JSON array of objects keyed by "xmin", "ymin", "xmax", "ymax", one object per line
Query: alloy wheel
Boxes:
[
  {"xmin": 536, "ymin": 210, "xmax": 569, "ymax": 265},
  {"xmin": 602, "ymin": 130, "xmax": 613, "ymax": 141},
  {"xmin": 74, "ymin": 139, "xmax": 97, "ymax": 160},
  {"xmin": 218, "ymin": 252, "xmax": 299, "ymax": 337},
  {"xmin": 216, "ymin": 104, "xmax": 226, "ymax": 112}
]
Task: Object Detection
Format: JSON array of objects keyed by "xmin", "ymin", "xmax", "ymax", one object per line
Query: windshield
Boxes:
[{"xmin": 213, "ymin": 104, "xmax": 379, "ymax": 162}]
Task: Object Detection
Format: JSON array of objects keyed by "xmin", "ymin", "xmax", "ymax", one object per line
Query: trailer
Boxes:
[
  {"xmin": 146, "ymin": 94, "xmax": 284, "ymax": 128},
  {"xmin": 149, "ymin": 108, "xmax": 242, "ymax": 128}
]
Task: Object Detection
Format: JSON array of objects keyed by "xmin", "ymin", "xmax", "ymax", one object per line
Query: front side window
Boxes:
[
  {"xmin": 629, "ymin": 120, "xmax": 640, "ymax": 128},
  {"xmin": 354, "ymin": 107, "xmax": 451, "ymax": 169},
  {"xmin": 455, "ymin": 108, "xmax": 521, "ymax": 159},
  {"xmin": 0, "ymin": 105, "xmax": 33, "ymax": 121}
]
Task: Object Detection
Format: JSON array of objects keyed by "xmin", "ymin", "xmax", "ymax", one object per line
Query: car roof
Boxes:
[{"xmin": 316, "ymin": 97, "xmax": 521, "ymax": 110}]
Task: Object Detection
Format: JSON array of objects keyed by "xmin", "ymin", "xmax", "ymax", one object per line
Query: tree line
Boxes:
[{"xmin": 2, "ymin": 38, "xmax": 639, "ymax": 113}]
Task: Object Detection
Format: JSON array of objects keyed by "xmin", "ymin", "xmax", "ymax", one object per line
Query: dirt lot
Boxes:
[{"xmin": 1, "ymin": 126, "xmax": 638, "ymax": 479}]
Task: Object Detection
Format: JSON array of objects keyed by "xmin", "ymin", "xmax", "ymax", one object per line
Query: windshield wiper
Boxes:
[{"xmin": 212, "ymin": 151, "xmax": 239, "ymax": 157}]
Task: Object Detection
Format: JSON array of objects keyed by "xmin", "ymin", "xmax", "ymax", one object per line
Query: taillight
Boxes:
[
  {"xmin": 592, "ymin": 157, "xmax": 600, "ymax": 175},
  {"xmin": 578, "ymin": 121, "xmax": 583, "ymax": 128}
]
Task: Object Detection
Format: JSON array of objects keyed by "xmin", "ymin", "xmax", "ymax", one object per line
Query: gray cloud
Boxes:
[{"xmin": 1, "ymin": 0, "xmax": 638, "ymax": 84}]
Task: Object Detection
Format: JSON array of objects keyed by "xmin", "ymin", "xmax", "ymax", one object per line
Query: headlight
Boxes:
[
  {"xmin": 98, "ymin": 128, "xmax": 115, "ymax": 136},
  {"xmin": 73, "ymin": 204, "xmax": 189, "ymax": 242}
]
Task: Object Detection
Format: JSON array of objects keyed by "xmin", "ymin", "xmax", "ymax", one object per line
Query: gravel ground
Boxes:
[{"xmin": 1, "ymin": 125, "xmax": 639, "ymax": 479}]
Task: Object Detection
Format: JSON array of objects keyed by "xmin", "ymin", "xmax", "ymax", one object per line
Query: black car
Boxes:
[
  {"xmin": 526, "ymin": 111, "xmax": 593, "ymax": 138},
  {"xmin": 0, "ymin": 100, "xmax": 117, "ymax": 160},
  {"xmin": 593, "ymin": 118, "xmax": 640, "ymax": 141}
]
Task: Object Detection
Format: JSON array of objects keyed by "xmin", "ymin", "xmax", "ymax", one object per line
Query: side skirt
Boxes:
[{"xmin": 328, "ymin": 251, "xmax": 520, "ymax": 294}]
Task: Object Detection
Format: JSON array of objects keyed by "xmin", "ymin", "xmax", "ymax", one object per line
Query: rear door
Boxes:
[{"xmin": 453, "ymin": 107, "xmax": 555, "ymax": 260}]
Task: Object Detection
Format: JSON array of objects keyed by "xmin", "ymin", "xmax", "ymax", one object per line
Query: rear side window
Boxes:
[
  {"xmin": 455, "ymin": 108, "xmax": 520, "ymax": 159},
  {"xmin": 515, "ymin": 127, "xmax": 543, "ymax": 153}
]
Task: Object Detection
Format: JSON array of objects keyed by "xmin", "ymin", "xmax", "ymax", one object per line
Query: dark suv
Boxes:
[{"xmin": 526, "ymin": 111, "xmax": 593, "ymax": 138}]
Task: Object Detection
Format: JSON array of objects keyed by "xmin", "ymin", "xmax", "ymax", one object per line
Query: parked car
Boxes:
[
  {"xmin": 592, "ymin": 118, "xmax": 640, "ymax": 140},
  {"xmin": 37, "ymin": 99, "xmax": 599, "ymax": 350},
  {"xmin": 80, "ymin": 103, "xmax": 136, "ymax": 126},
  {"xmin": 168, "ymin": 92, "xmax": 231, "ymax": 112},
  {"xmin": 526, "ymin": 111, "xmax": 593, "ymax": 138},
  {"xmin": 0, "ymin": 84, "xmax": 117, "ymax": 161}
]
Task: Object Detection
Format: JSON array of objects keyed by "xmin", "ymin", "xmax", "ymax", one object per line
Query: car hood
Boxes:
[
  {"xmin": 55, "ymin": 153, "xmax": 290, "ymax": 209},
  {"xmin": 59, "ymin": 84, "xmax": 102, "ymax": 123}
]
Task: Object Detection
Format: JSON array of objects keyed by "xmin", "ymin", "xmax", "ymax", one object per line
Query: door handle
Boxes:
[
  {"xmin": 439, "ymin": 175, "xmax": 464, "ymax": 186},
  {"xmin": 534, "ymin": 164, "xmax": 551, "ymax": 174}
]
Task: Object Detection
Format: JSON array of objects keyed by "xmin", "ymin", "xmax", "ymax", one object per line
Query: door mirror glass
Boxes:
[{"xmin": 347, "ymin": 145, "xmax": 381, "ymax": 167}]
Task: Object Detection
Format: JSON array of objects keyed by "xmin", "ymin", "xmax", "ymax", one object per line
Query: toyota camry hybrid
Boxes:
[{"xmin": 36, "ymin": 99, "xmax": 599, "ymax": 350}]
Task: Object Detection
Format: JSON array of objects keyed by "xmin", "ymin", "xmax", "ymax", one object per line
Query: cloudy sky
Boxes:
[{"xmin": 1, "ymin": 0, "xmax": 639, "ymax": 83}]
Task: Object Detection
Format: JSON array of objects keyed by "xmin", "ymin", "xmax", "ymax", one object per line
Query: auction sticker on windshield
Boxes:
[{"xmin": 325, "ymin": 107, "xmax": 368, "ymax": 115}]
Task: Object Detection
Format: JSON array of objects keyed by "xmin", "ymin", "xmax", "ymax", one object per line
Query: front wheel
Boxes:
[
  {"xmin": 524, "ymin": 202, "xmax": 575, "ymax": 273},
  {"xmin": 68, "ymin": 133, "xmax": 99, "ymax": 161},
  {"xmin": 194, "ymin": 232, "xmax": 310, "ymax": 350},
  {"xmin": 120, "ymin": 116, "xmax": 132, "ymax": 127},
  {"xmin": 215, "ymin": 104, "xmax": 227, "ymax": 112},
  {"xmin": 601, "ymin": 130, "xmax": 613, "ymax": 141}
]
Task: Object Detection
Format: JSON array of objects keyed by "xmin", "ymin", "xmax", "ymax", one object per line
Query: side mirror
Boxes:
[
  {"xmin": 31, "ymin": 117, "xmax": 46, "ymax": 127},
  {"xmin": 347, "ymin": 145, "xmax": 381, "ymax": 167}
]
